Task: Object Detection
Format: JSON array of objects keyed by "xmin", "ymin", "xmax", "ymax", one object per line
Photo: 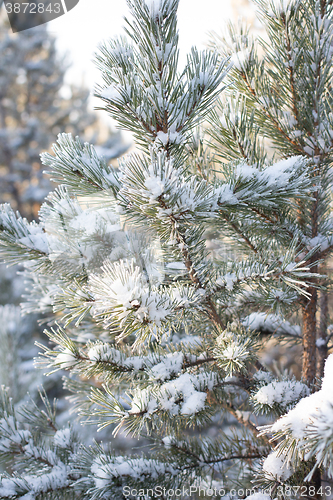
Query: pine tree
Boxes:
[
  {"xmin": 0, "ymin": 0, "xmax": 332, "ymax": 498},
  {"xmin": 209, "ymin": 0, "xmax": 333, "ymax": 386}
]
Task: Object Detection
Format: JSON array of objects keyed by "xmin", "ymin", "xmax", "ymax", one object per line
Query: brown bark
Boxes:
[
  {"xmin": 302, "ymin": 286, "xmax": 317, "ymax": 384},
  {"xmin": 302, "ymin": 180, "xmax": 319, "ymax": 385},
  {"xmin": 317, "ymin": 288, "xmax": 328, "ymax": 380},
  {"xmin": 312, "ymin": 466, "xmax": 323, "ymax": 499}
]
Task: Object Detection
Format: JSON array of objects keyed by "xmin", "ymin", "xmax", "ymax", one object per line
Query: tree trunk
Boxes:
[
  {"xmin": 312, "ymin": 466, "xmax": 322, "ymax": 499},
  {"xmin": 302, "ymin": 184, "xmax": 319, "ymax": 385},
  {"xmin": 317, "ymin": 288, "xmax": 328, "ymax": 380},
  {"xmin": 302, "ymin": 286, "xmax": 317, "ymax": 384}
]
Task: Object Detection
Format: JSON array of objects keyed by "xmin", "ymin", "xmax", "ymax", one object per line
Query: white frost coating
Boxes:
[
  {"xmin": 91, "ymin": 455, "xmax": 175, "ymax": 489},
  {"xmin": 214, "ymin": 329, "xmax": 251, "ymax": 372},
  {"xmin": 19, "ymin": 494, "xmax": 35, "ymax": 500},
  {"xmin": 304, "ymin": 233, "xmax": 333, "ymax": 253},
  {"xmin": 156, "ymin": 131, "xmax": 169, "ymax": 146},
  {"xmin": 108, "ymin": 43, "xmax": 134, "ymax": 60},
  {"xmin": 102, "ymin": 262, "xmax": 143, "ymax": 308},
  {"xmin": 141, "ymin": 160, "xmax": 175, "ymax": 204},
  {"xmin": 0, "ymin": 417, "xmax": 32, "ymax": 453},
  {"xmin": 316, "ymin": 337, "xmax": 327, "ymax": 348},
  {"xmin": 253, "ymin": 370, "xmax": 274, "ymax": 384},
  {"xmin": 55, "ymin": 348, "xmax": 77, "ymax": 368},
  {"xmin": 130, "ymin": 371, "xmax": 216, "ymax": 416},
  {"xmin": 0, "ymin": 463, "xmax": 69, "ymax": 498},
  {"xmin": 90, "ymin": 259, "xmax": 173, "ymax": 327},
  {"xmin": 88, "ymin": 344, "xmax": 120, "ymax": 363},
  {"xmin": 33, "ymin": 284, "xmax": 59, "ymax": 313},
  {"xmin": 0, "ymin": 478, "xmax": 17, "ymax": 497},
  {"xmin": 123, "ymin": 356, "xmax": 145, "ymax": 371},
  {"xmin": 53, "ymin": 428, "xmax": 71, "ymax": 448},
  {"xmin": 235, "ymin": 156, "xmax": 304, "ymax": 191},
  {"xmin": 263, "ymin": 450, "xmax": 293, "ymax": 480},
  {"xmin": 171, "ymin": 287, "xmax": 205, "ymax": 309},
  {"xmin": 172, "ymin": 334, "xmax": 202, "ymax": 347},
  {"xmin": 24, "ymin": 443, "xmax": 59, "ymax": 466},
  {"xmin": 88, "ymin": 343, "xmax": 149, "ymax": 370},
  {"xmin": 271, "ymin": 391, "xmax": 328, "ymax": 440},
  {"xmin": 155, "ymin": 42, "xmax": 173, "ymax": 62},
  {"xmin": 142, "ymin": 291, "xmax": 173, "ymax": 325},
  {"xmin": 121, "ymin": 152, "xmax": 221, "ymax": 218},
  {"xmin": 18, "ymin": 225, "xmax": 49, "ymax": 254},
  {"xmin": 162, "ymin": 435, "xmax": 174, "ymax": 447},
  {"xmin": 221, "ymin": 344, "xmax": 246, "ymax": 361},
  {"xmin": 215, "ymin": 184, "xmax": 239, "ymax": 205},
  {"xmin": 198, "ymin": 70, "xmax": 210, "ymax": 86},
  {"xmin": 144, "ymin": 167, "xmax": 166, "ymax": 200},
  {"xmin": 166, "ymin": 262, "xmax": 187, "ymax": 270},
  {"xmin": 263, "ymin": 157, "xmax": 302, "ymax": 187},
  {"xmin": 70, "ymin": 210, "xmax": 121, "ymax": 236},
  {"xmin": 101, "ymin": 85, "xmax": 124, "ymax": 102},
  {"xmin": 243, "ymin": 312, "xmax": 301, "ymax": 337},
  {"xmin": 181, "ymin": 392, "xmax": 207, "ymax": 415},
  {"xmin": 271, "ymin": 354, "xmax": 333, "ymax": 440},
  {"xmin": 27, "ymin": 463, "xmax": 69, "ymax": 495},
  {"xmin": 44, "ymin": 234, "xmax": 69, "ymax": 262},
  {"xmin": 144, "ymin": 0, "xmax": 162, "ymax": 15},
  {"xmin": 245, "ymin": 493, "xmax": 272, "ymax": 500},
  {"xmin": 231, "ymin": 49, "xmax": 250, "ymax": 70},
  {"xmin": 254, "ymin": 380, "xmax": 309, "ymax": 408},
  {"xmin": 42, "ymin": 199, "xmax": 126, "ymax": 270},
  {"xmin": 236, "ymin": 163, "xmax": 257, "ymax": 179},
  {"xmin": 223, "ymin": 273, "xmax": 237, "ymax": 290},
  {"xmin": 149, "ymin": 352, "xmax": 184, "ymax": 381}
]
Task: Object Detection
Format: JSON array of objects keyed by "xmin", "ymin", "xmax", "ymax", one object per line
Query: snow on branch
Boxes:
[
  {"xmin": 0, "ymin": 204, "xmax": 48, "ymax": 264},
  {"xmin": 259, "ymin": 354, "xmax": 333, "ymax": 481},
  {"xmin": 41, "ymin": 133, "xmax": 121, "ymax": 198}
]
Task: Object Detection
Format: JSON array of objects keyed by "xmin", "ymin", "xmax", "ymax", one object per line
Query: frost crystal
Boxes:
[
  {"xmin": 90, "ymin": 259, "xmax": 172, "ymax": 328},
  {"xmin": 144, "ymin": 0, "xmax": 162, "ymax": 16},
  {"xmin": 231, "ymin": 49, "xmax": 250, "ymax": 70},
  {"xmin": 19, "ymin": 232, "xmax": 49, "ymax": 254},
  {"xmin": 91, "ymin": 455, "xmax": 175, "ymax": 492},
  {"xmin": 243, "ymin": 312, "xmax": 301, "ymax": 337},
  {"xmin": 0, "ymin": 478, "xmax": 17, "ymax": 498},
  {"xmin": 254, "ymin": 380, "xmax": 309, "ymax": 408},
  {"xmin": 55, "ymin": 348, "xmax": 77, "ymax": 369},
  {"xmin": 263, "ymin": 450, "xmax": 293, "ymax": 480},
  {"xmin": 245, "ymin": 494, "xmax": 272, "ymax": 500},
  {"xmin": 130, "ymin": 371, "xmax": 216, "ymax": 417},
  {"xmin": 269, "ymin": 355, "xmax": 333, "ymax": 457},
  {"xmin": 53, "ymin": 429, "xmax": 71, "ymax": 448},
  {"xmin": 144, "ymin": 170, "xmax": 165, "ymax": 200},
  {"xmin": 149, "ymin": 352, "xmax": 184, "ymax": 381},
  {"xmin": 101, "ymin": 85, "xmax": 124, "ymax": 102}
]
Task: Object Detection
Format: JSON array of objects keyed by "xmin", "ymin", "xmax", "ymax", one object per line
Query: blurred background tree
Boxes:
[
  {"xmin": 0, "ymin": 7, "xmax": 129, "ymax": 410},
  {"xmin": 0, "ymin": 12, "xmax": 127, "ymax": 221}
]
